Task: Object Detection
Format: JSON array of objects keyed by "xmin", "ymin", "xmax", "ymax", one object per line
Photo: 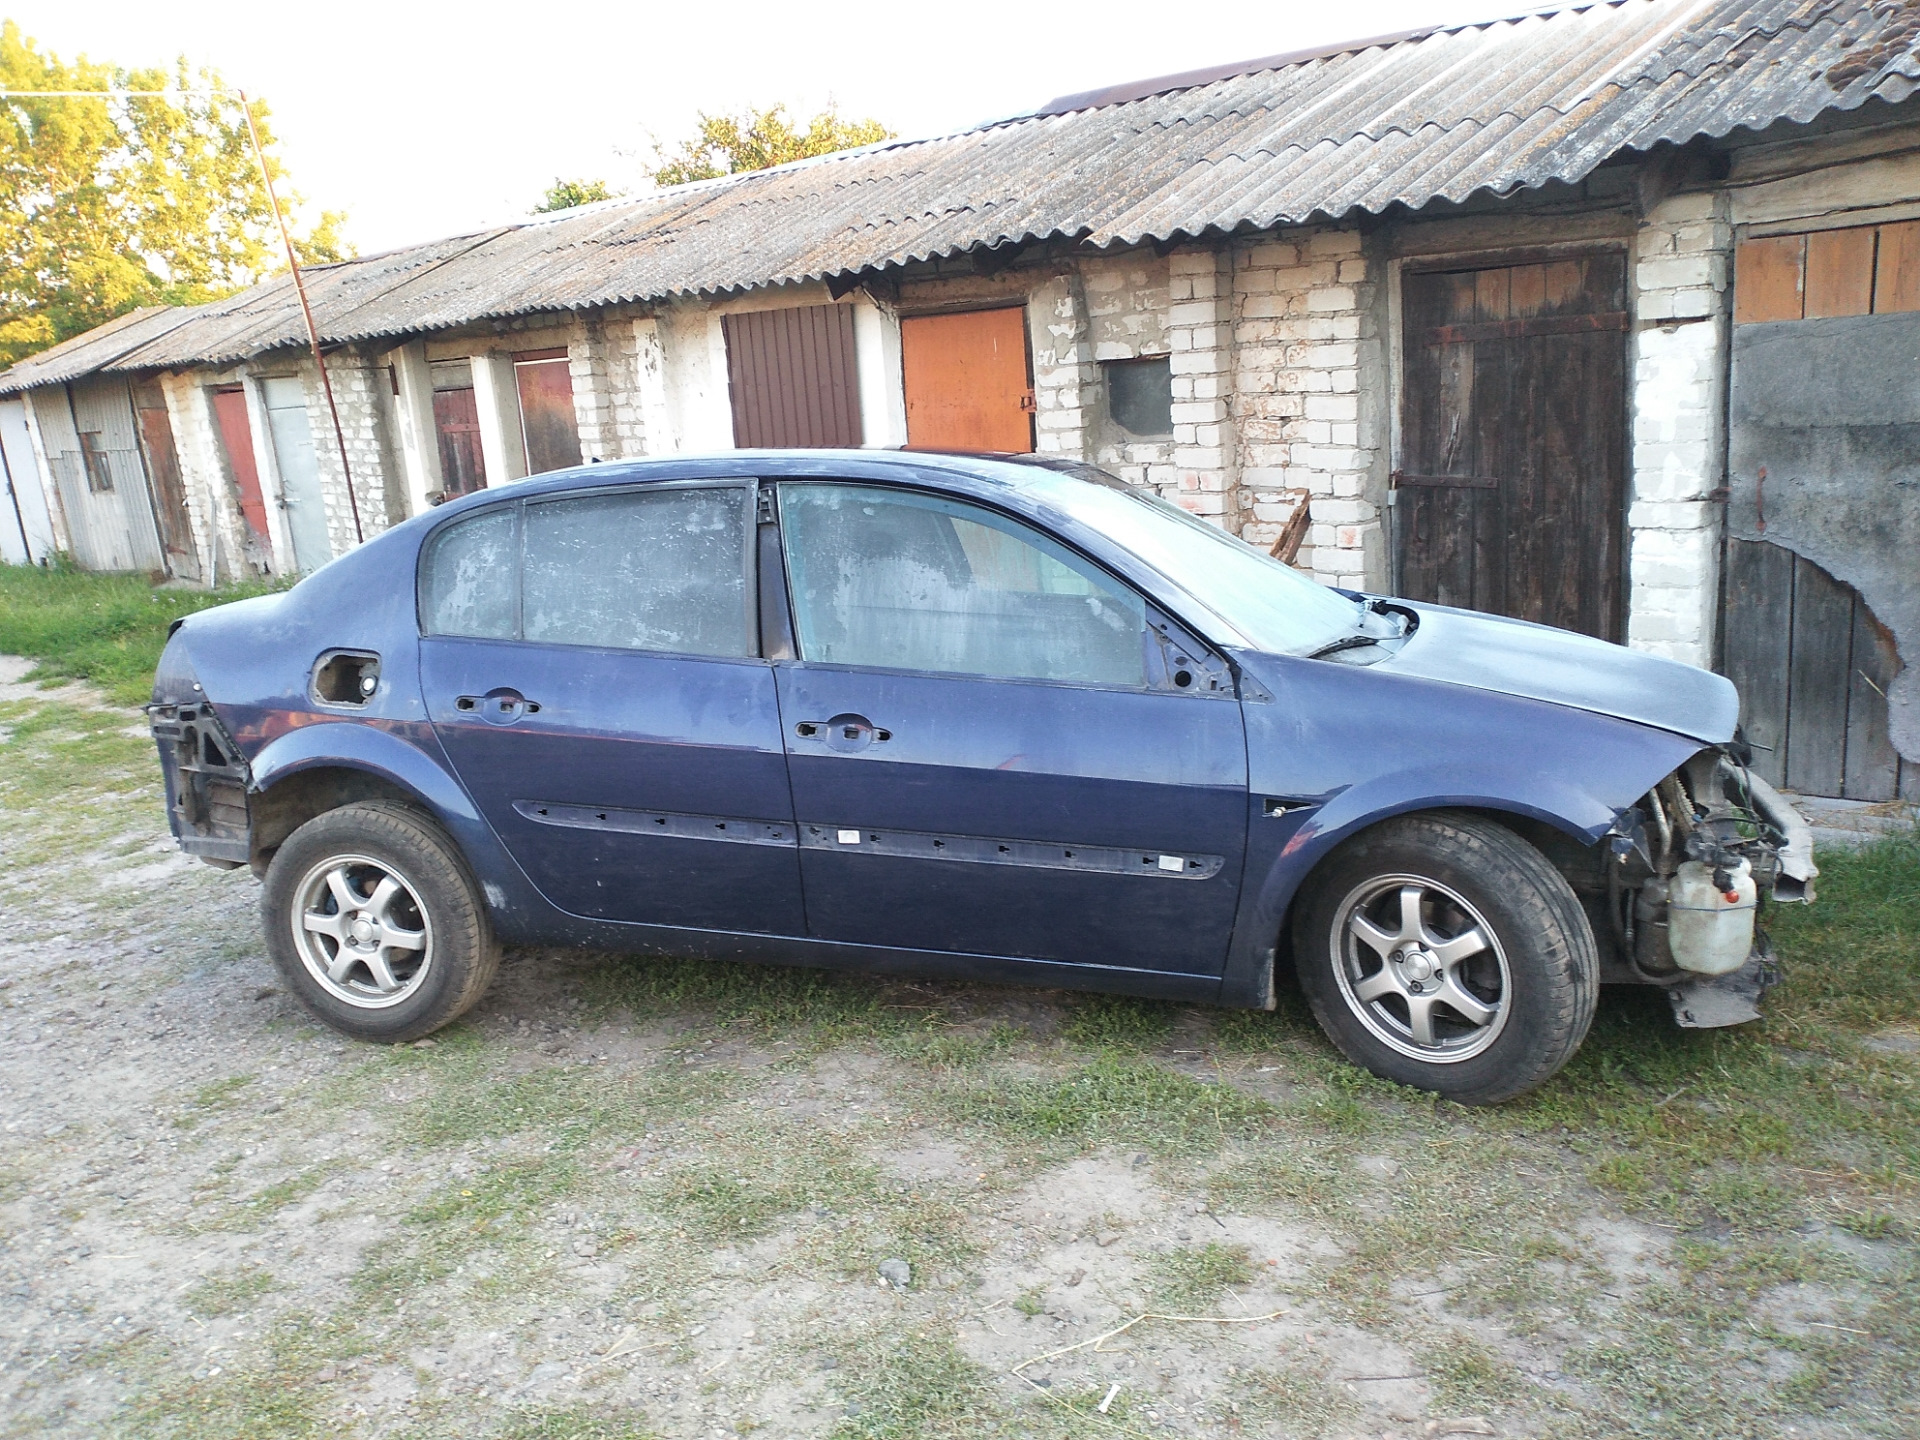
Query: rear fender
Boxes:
[{"xmin": 247, "ymin": 718, "xmax": 552, "ymax": 940}]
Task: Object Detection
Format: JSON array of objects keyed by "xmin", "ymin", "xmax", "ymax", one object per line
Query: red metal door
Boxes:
[
  {"xmin": 210, "ymin": 386, "xmax": 271, "ymax": 543},
  {"xmin": 432, "ymin": 387, "xmax": 487, "ymax": 497},
  {"xmin": 901, "ymin": 308, "xmax": 1034, "ymax": 452},
  {"xmin": 514, "ymin": 350, "xmax": 584, "ymax": 474}
]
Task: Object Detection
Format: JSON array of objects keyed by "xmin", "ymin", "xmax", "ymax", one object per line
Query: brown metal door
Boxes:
[
  {"xmin": 432, "ymin": 386, "xmax": 487, "ymax": 497},
  {"xmin": 132, "ymin": 380, "xmax": 199, "ymax": 580},
  {"xmin": 901, "ymin": 308, "xmax": 1034, "ymax": 452},
  {"xmin": 1396, "ymin": 256, "xmax": 1628, "ymax": 640},
  {"xmin": 210, "ymin": 386, "xmax": 271, "ymax": 545},
  {"xmin": 723, "ymin": 305, "xmax": 862, "ymax": 448},
  {"xmin": 514, "ymin": 350, "xmax": 584, "ymax": 474}
]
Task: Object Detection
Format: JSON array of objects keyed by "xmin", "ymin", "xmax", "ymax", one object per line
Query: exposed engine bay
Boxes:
[{"xmin": 1601, "ymin": 746, "xmax": 1816, "ymax": 1028}]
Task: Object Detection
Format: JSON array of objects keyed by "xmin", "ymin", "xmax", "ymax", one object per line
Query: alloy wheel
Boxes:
[
  {"xmin": 1329, "ymin": 873, "xmax": 1511, "ymax": 1063},
  {"xmin": 291, "ymin": 853, "xmax": 434, "ymax": 1009}
]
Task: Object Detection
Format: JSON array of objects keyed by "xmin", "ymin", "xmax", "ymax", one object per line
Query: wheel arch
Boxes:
[
  {"xmin": 1218, "ymin": 779, "xmax": 1620, "ymax": 1011},
  {"xmin": 247, "ymin": 722, "xmax": 485, "ymax": 875}
]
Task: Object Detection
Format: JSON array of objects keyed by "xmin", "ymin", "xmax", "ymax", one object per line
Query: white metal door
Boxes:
[
  {"xmin": 263, "ymin": 376, "xmax": 333, "ymax": 571},
  {"xmin": 0, "ymin": 397, "xmax": 55, "ymax": 564}
]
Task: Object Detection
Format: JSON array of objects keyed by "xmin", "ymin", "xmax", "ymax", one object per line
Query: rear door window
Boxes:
[
  {"xmin": 421, "ymin": 485, "xmax": 754, "ymax": 656},
  {"xmin": 778, "ymin": 482, "xmax": 1147, "ymax": 686}
]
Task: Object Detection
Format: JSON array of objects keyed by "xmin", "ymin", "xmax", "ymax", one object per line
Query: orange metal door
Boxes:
[{"xmin": 901, "ymin": 308, "xmax": 1034, "ymax": 452}]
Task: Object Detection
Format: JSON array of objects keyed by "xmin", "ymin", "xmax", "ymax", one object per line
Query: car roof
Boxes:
[{"xmin": 458, "ymin": 448, "xmax": 1120, "ymax": 508}]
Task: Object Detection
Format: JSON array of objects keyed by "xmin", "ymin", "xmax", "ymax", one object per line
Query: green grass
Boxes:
[
  {"xmin": 1145, "ymin": 1241, "xmax": 1255, "ymax": 1311},
  {"xmin": 940, "ymin": 1053, "xmax": 1276, "ymax": 1155},
  {"xmin": 828, "ymin": 1327, "xmax": 991, "ymax": 1440},
  {"xmin": 0, "ymin": 560, "xmax": 282, "ymax": 705},
  {"xmin": 181, "ymin": 1264, "xmax": 281, "ymax": 1318}
]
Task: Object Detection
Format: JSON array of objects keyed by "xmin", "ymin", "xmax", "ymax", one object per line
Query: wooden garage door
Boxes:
[
  {"xmin": 1397, "ymin": 255, "xmax": 1629, "ymax": 640},
  {"xmin": 723, "ymin": 305, "xmax": 862, "ymax": 449},
  {"xmin": 133, "ymin": 380, "xmax": 199, "ymax": 581},
  {"xmin": 901, "ymin": 308, "xmax": 1033, "ymax": 452},
  {"xmin": 1722, "ymin": 541, "xmax": 1912, "ymax": 801}
]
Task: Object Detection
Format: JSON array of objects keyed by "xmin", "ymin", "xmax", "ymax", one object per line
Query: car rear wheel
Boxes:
[
  {"xmin": 262, "ymin": 800, "xmax": 498, "ymax": 1043},
  {"xmin": 1292, "ymin": 811, "xmax": 1597, "ymax": 1105}
]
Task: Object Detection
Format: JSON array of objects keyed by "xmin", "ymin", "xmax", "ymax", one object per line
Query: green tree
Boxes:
[
  {"xmin": 533, "ymin": 176, "xmax": 619, "ymax": 213},
  {"xmin": 0, "ymin": 21, "xmax": 348, "ymax": 367},
  {"xmin": 647, "ymin": 102, "xmax": 892, "ymax": 188}
]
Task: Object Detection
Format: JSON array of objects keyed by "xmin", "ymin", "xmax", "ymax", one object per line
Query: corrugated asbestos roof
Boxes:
[{"xmin": 6, "ymin": 0, "xmax": 1917, "ymax": 394}]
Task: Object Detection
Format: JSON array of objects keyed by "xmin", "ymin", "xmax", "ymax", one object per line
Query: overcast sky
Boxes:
[{"xmin": 10, "ymin": 1, "xmax": 1553, "ymax": 255}]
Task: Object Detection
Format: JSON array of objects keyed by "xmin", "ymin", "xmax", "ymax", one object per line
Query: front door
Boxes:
[
  {"xmin": 901, "ymin": 309, "xmax": 1035, "ymax": 452},
  {"xmin": 772, "ymin": 480, "xmax": 1248, "ymax": 976},
  {"xmin": 1396, "ymin": 255, "xmax": 1629, "ymax": 640},
  {"xmin": 419, "ymin": 480, "xmax": 803, "ymax": 933}
]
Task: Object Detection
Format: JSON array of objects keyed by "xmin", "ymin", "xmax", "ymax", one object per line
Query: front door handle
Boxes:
[
  {"xmin": 794, "ymin": 713, "xmax": 891, "ymax": 752},
  {"xmin": 455, "ymin": 688, "xmax": 542, "ymax": 726}
]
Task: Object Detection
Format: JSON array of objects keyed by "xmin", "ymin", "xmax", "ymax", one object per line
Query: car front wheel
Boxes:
[
  {"xmin": 1292, "ymin": 811, "xmax": 1597, "ymax": 1104},
  {"xmin": 262, "ymin": 800, "xmax": 498, "ymax": 1043}
]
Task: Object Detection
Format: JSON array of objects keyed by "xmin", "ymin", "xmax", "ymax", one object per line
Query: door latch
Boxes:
[
  {"xmin": 794, "ymin": 714, "xmax": 891, "ymax": 751},
  {"xmin": 455, "ymin": 688, "xmax": 542, "ymax": 725}
]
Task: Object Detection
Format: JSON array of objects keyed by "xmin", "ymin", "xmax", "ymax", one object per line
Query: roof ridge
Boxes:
[{"xmin": 1029, "ymin": 1, "xmax": 1620, "ymax": 116}]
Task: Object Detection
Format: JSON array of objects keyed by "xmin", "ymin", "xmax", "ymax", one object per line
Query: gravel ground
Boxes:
[{"xmin": 2, "ymin": 661, "xmax": 1914, "ymax": 1440}]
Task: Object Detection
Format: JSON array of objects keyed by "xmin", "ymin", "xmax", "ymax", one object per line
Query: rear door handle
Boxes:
[
  {"xmin": 455, "ymin": 688, "xmax": 542, "ymax": 725},
  {"xmin": 794, "ymin": 713, "xmax": 891, "ymax": 751}
]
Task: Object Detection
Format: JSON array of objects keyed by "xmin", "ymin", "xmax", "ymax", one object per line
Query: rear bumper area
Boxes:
[{"xmin": 148, "ymin": 699, "xmax": 252, "ymax": 867}]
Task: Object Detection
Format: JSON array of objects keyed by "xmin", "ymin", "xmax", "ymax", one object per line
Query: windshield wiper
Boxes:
[{"xmin": 1306, "ymin": 634, "xmax": 1383, "ymax": 660}]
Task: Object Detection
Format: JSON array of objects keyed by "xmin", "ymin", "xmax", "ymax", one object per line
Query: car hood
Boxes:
[{"xmin": 1371, "ymin": 601, "xmax": 1739, "ymax": 744}]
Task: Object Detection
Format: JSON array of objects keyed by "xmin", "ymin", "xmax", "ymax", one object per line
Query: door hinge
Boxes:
[{"xmin": 756, "ymin": 488, "xmax": 777, "ymax": 524}]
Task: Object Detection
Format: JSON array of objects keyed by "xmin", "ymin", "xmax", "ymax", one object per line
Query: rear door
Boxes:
[
  {"xmin": 771, "ymin": 480, "xmax": 1248, "ymax": 976},
  {"xmin": 419, "ymin": 480, "xmax": 804, "ymax": 934}
]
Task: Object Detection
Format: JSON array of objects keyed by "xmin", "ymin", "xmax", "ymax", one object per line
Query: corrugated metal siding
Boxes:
[
  {"xmin": 723, "ymin": 305, "xmax": 863, "ymax": 448},
  {"xmin": 2, "ymin": 0, "xmax": 1915, "ymax": 393}
]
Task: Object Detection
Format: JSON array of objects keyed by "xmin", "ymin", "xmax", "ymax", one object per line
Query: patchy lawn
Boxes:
[
  {"xmin": 0, "ymin": 670, "xmax": 1914, "ymax": 1439},
  {"xmin": 0, "ymin": 564, "xmax": 281, "ymax": 707}
]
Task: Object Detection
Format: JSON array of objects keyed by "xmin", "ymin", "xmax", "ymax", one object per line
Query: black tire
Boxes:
[
  {"xmin": 261, "ymin": 800, "xmax": 498, "ymax": 1043},
  {"xmin": 1291, "ymin": 811, "xmax": 1597, "ymax": 1105}
]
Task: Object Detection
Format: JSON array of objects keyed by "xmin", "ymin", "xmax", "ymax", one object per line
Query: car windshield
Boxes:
[{"xmin": 1012, "ymin": 466, "xmax": 1363, "ymax": 655}]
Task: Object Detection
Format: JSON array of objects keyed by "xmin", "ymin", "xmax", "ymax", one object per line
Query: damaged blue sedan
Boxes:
[{"xmin": 148, "ymin": 452, "xmax": 1815, "ymax": 1102}]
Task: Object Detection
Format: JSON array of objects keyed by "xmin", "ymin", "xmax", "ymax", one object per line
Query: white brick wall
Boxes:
[
  {"xmin": 305, "ymin": 353, "xmax": 397, "ymax": 554},
  {"xmin": 1165, "ymin": 249, "xmax": 1240, "ymax": 527},
  {"xmin": 1028, "ymin": 273, "xmax": 1097, "ymax": 460},
  {"xmin": 1231, "ymin": 225, "xmax": 1381, "ymax": 586},
  {"xmin": 1082, "ymin": 254, "xmax": 1177, "ymax": 497},
  {"xmin": 1626, "ymin": 191, "xmax": 1732, "ymax": 668}
]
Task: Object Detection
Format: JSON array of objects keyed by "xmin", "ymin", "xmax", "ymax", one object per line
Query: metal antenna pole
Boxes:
[{"xmin": 237, "ymin": 89, "xmax": 363, "ymax": 544}]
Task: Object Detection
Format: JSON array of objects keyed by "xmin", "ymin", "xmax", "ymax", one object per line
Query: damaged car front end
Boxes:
[{"xmin": 1603, "ymin": 748, "xmax": 1816, "ymax": 1028}]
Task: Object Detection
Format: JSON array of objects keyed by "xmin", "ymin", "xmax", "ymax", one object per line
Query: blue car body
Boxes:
[{"xmin": 148, "ymin": 450, "xmax": 1751, "ymax": 1012}]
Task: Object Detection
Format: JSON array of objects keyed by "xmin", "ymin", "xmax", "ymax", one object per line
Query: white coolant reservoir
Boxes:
[{"xmin": 1668, "ymin": 858, "xmax": 1758, "ymax": 976}]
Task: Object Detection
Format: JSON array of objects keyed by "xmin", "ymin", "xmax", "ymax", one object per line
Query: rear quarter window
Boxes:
[{"xmin": 420, "ymin": 506, "xmax": 518, "ymax": 638}]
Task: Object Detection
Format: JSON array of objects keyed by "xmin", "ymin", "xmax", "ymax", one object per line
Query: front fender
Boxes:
[
  {"xmin": 248, "ymin": 718, "xmax": 553, "ymax": 941},
  {"xmin": 1213, "ymin": 650, "xmax": 1705, "ymax": 1008}
]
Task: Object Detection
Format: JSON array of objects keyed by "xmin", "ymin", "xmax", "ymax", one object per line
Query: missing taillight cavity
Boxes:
[{"xmin": 311, "ymin": 651, "xmax": 382, "ymax": 707}]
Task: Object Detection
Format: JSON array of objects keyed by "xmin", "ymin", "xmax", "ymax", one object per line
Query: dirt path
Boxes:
[{"xmin": 1, "ymin": 663, "xmax": 1914, "ymax": 1440}]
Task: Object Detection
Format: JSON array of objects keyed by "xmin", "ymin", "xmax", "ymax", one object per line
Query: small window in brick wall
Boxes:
[{"xmin": 1104, "ymin": 357, "xmax": 1173, "ymax": 437}]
